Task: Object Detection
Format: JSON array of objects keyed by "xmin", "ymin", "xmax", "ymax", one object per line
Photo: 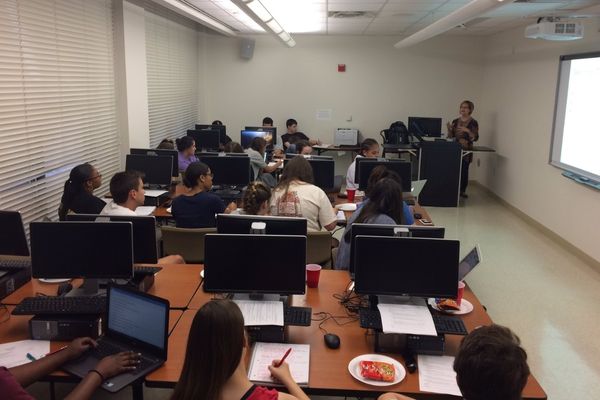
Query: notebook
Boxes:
[
  {"xmin": 248, "ymin": 342, "xmax": 310, "ymax": 386},
  {"xmin": 62, "ymin": 285, "xmax": 169, "ymax": 392}
]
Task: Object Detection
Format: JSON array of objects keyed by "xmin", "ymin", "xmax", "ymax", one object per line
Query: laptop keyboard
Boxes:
[{"xmin": 92, "ymin": 340, "xmax": 154, "ymax": 371}]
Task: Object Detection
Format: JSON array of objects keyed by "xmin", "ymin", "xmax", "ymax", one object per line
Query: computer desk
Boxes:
[
  {"xmin": 151, "ymin": 269, "xmax": 547, "ymax": 399},
  {"xmin": 1, "ymin": 264, "xmax": 202, "ymax": 310}
]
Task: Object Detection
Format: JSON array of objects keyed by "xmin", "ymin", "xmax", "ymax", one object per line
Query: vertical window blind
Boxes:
[
  {"xmin": 145, "ymin": 10, "xmax": 199, "ymax": 148},
  {"xmin": 0, "ymin": 0, "xmax": 120, "ymax": 229}
]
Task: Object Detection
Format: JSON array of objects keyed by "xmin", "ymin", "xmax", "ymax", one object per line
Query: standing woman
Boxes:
[
  {"xmin": 447, "ymin": 100, "xmax": 479, "ymax": 198},
  {"xmin": 176, "ymin": 136, "xmax": 199, "ymax": 173},
  {"xmin": 58, "ymin": 163, "xmax": 104, "ymax": 220}
]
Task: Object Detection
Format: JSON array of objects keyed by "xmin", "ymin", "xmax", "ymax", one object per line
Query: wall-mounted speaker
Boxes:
[{"xmin": 240, "ymin": 38, "xmax": 255, "ymax": 60}]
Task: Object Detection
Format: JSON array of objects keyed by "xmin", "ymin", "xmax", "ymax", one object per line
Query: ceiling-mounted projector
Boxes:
[{"xmin": 525, "ymin": 19, "xmax": 583, "ymax": 41}]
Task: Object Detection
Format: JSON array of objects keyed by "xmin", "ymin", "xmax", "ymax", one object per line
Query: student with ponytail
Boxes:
[
  {"xmin": 58, "ymin": 163, "xmax": 104, "ymax": 220},
  {"xmin": 240, "ymin": 181, "xmax": 271, "ymax": 215}
]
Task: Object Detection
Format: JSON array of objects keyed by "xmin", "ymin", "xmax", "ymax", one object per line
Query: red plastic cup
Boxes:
[
  {"xmin": 306, "ymin": 264, "xmax": 322, "ymax": 288},
  {"xmin": 457, "ymin": 281, "xmax": 465, "ymax": 306},
  {"xmin": 347, "ymin": 188, "xmax": 356, "ymax": 202}
]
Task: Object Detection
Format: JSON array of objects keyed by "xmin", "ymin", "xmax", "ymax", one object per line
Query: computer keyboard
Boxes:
[
  {"xmin": 12, "ymin": 296, "xmax": 107, "ymax": 315},
  {"xmin": 0, "ymin": 255, "xmax": 31, "ymax": 270},
  {"xmin": 284, "ymin": 306, "xmax": 312, "ymax": 327},
  {"xmin": 359, "ymin": 308, "xmax": 468, "ymax": 335},
  {"xmin": 92, "ymin": 341, "xmax": 153, "ymax": 370},
  {"xmin": 133, "ymin": 266, "xmax": 162, "ymax": 276}
]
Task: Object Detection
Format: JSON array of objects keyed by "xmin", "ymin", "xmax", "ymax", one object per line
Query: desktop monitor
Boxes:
[
  {"xmin": 353, "ymin": 235, "xmax": 459, "ymax": 298},
  {"xmin": 198, "ymin": 155, "xmax": 251, "ymax": 187},
  {"xmin": 243, "ymin": 127, "xmax": 277, "ymax": 148},
  {"xmin": 203, "ymin": 234, "xmax": 306, "ymax": 295},
  {"xmin": 356, "ymin": 159, "xmax": 411, "ymax": 192},
  {"xmin": 65, "ymin": 214, "xmax": 158, "ymax": 264},
  {"xmin": 348, "ymin": 223, "xmax": 446, "ymax": 276},
  {"xmin": 125, "ymin": 154, "xmax": 173, "ymax": 187},
  {"xmin": 130, "ymin": 148, "xmax": 178, "ymax": 178},
  {"xmin": 195, "ymin": 124, "xmax": 227, "ymax": 144},
  {"xmin": 217, "ymin": 214, "xmax": 307, "ymax": 236},
  {"xmin": 408, "ymin": 117, "xmax": 442, "ymax": 138},
  {"xmin": 284, "ymin": 157, "xmax": 335, "ymax": 191},
  {"xmin": 30, "ymin": 221, "xmax": 134, "ymax": 279},
  {"xmin": 187, "ymin": 130, "xmax": 221, "ymax": 151},
  {"xmin": 0, "ymin": 210, "xmax": 29, "ymax": 256}
]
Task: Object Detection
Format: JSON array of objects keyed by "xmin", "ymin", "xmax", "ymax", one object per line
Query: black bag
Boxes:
[{"xmin": 380, "ymin": 121, "xmax": 409, "ymax": 145}]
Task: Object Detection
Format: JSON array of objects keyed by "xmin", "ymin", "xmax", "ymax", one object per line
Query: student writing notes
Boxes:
[
  {"xmin": 270, "ymin": 157, "xmax": 336, "ymax": 232},
  {"xmin": 58, "ymin": 163, "xmax": 104, "ymax": 220},
  {"xmin": 170, "ymin": 300, "xmax": 309, "ymax": 400}
]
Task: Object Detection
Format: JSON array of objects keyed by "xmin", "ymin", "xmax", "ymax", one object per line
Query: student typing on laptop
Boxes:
[{"xmin": 0, "ymin": 337, "xmax": 139, "ymax": 400}]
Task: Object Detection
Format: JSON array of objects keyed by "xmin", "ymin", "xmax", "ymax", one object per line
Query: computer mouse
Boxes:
[{"xmin": 324, "ymin": 333, "xmax": 341, "ymax": 349}]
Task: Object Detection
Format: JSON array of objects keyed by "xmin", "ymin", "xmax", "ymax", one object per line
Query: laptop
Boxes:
[
  {"xmin": 0, "ymin": 210, "xmax": 30, "ymax": 256},
  {"xmin": 458, "ymin": 245, "xmax": 482, "ymax": 281},
  {"xmin": 63, "ymin": 285, "xmax": 169, "ymax": 392}
]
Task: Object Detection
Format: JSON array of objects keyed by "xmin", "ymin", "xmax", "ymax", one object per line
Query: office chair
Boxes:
[
  {"xmin": 160, "ymin": 226, "xmax": 216, "ymax": 264},
  {"xmin": 306, "ymin": 231, "xmax": 333, "ymax": 268}
]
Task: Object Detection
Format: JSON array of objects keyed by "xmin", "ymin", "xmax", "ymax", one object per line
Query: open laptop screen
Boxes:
[{"xmin": 107, "ymin": 286, "xmax": 168, "ymax": 351}]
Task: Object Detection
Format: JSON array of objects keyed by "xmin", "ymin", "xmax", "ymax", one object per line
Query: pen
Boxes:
[
  {"xmin": 275, "ymin": 348, "xmax": 292, "ymax": 368},
  {"xmin": 45, "ymin": 345, "xmax": 68, "ymax": 357},
  {"xmin": 26, "ymin": 353, "xmax": 37, "ymax": 362}
]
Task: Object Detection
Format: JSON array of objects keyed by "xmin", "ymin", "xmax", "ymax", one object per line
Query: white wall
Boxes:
[
  {"xmin": 202, "ymin": 34, "xmax": 485, "ymax": 145},
  {"xmin": 475, "ymin": 18, "xmax": 600, "ymax": 262}
]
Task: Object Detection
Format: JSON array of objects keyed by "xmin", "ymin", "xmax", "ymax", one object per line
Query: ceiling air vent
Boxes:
[{"xmin": 328, "ymin": 11, "xmax": 376, "ymax": 19}]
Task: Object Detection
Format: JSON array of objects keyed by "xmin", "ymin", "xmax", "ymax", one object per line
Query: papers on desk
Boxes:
[
  {"xmin": 418, "ymin": 355, "xmax": 462, "ymax": 397},
  {"xmin": 234, "ymin": 300, "xmax": 284, "ymax": 326},
  {"xmin": 0, "ymin": 340, "xmax": 50, "ymax": 368},
  {"xmin": 135, "ymin": 206, "xmax": 156, "ymax": 216},
  {"xmin": 248, "ymin": 342, "xmax": 310, "ymax": 386},
  {"xmin": 377, "ymin": 297, "xmax": 437, "ymax": 336},
  {"xmin": 144, "ymin": 190, "xmax": 168, "ymax": 197}
]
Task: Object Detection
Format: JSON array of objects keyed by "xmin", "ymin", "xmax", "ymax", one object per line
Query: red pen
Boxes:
[{"xmin": 275, "ymin": 348, "xmax": 292, "ymax": 367}]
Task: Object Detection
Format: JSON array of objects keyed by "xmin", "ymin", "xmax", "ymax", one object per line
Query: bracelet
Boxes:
[{"xmin": 88, "ymin": 369, "xmax": 105, "ymax": 382}]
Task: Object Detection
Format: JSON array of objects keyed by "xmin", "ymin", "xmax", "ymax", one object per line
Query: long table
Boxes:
[{"xmin": 150, "ymin": 269, "xmax": 546, "ymax": 399}]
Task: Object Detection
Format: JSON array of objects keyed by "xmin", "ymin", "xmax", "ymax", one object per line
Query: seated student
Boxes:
[
  {"xmin": 1, "ymin": 337, "xmax": 139, "ymax": 400},
  {"xmin": 171, "ymin": 162, "xmax": 236, "ymax": 228},
  {"xmin": 58, "ymin": 163, "xmax": 105, "ymax": 221},
  {"xmin": 335, "ymin": 178, "xmax": 405, "ymax": 270},
  {"xmin": 157, "ymin": 138, "xmax": 175, "ymax": 150},
  {"xmin": 223, "ymin": 141, "xmax": 244, "ymax": 154},
  {"xmin": 176, "ymin": 136, "xmax": 199, "ymax": 173},
  {"xmin": 264, "ymin": 116, "xmax": 286, "ymax": 159},
  {"xmin": 101, "ymin": 171, "xmax": 184, "ymax": 264},
  {"xmin": 379, "ymin": 324, "xmax": 530, "ymax": 400},
  {"xmin": 171, "ymin": 300, "xmax": 309, "ymax": 400},
  {"xmin": 281, "ymin": 118, "xmax": 321, "ymax": 150},
  {"xmin": 235, "ymin": 181, "xmax": 271, "ymax": 215},
  {"xmin": 363, "ymin": 166, "xmax": 414, "ymax": 225},
  {"xmin": 212, "ymin": 119, "xmax": 233, "ymax": 148},
  {"xmin": 346, "ymin": 138, "xmax": 380, "ymax": 190},
  {"xmin": 270, "ymin": 156, "xmax": 336, "ymax": 232},
  {"xmin": 293, "ymin": 140, "xmax": 313, "ymax": 155},
  {"xmin": 246, "ymin": 137, "xmax": 282, "ymax": 187}
]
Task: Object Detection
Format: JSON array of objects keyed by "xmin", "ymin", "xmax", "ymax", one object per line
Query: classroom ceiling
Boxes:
[{"xmin": 182, "ymin": 0, "xmax": 600, "ymax": 36}]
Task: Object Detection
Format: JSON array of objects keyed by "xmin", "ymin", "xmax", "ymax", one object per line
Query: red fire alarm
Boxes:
[{"xmin": 338, "ymin": 64, "xmax": 346, "ymax": 72}]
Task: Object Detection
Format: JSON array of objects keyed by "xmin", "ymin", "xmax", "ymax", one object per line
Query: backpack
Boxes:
[{"xmin": 380, "ymin": 121, "xmax": 409, "ymax": 145}]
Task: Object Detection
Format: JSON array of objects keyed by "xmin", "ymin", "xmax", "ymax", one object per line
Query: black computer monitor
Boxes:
[
  {"xmin": 243, "ymin": 127, "xmax": 277, "ymax": 148},
  {"xmin": 0, "ymin": 210, "xmax": 29, "ymax": 256},
  {"xmin": 356, "ymin": 159, "xmax": 411, "ymax": 192},
  {"xmin": 284, "ymin": 157, "xmax": 335, "ymax": 191},
  {"xmin": 217, "ymin": 214, "xmax": 307, "ymax": 235},
  {"xmin": 65, "ymin": 214, "xmax": 158, "ymax": 264},
  {"xmin": 203, "ymin": 234, "xmax": 306, "ymax": 295},
  {"xmin": 348, "ymin": 223, "xmax": 445, "ymax": 276},
  {"xmin": 198, "ymin": 155, "xmax": 250, "ymax": 187},
  {"xmin": 130, "ymin": 148, "xmax": 179, "ymax": 177},
  {"xmin": 187, "ymin": 130, "xmax": 220, "ymax": 151},
  {"xmin": 125, "ymin": 154, "xmax": 173, "ymax": 187},
  {"xmin": 30, "ymin": 221, "xmax": 134, "ymax": 295},
  {"xmin": 195, "ymin": 124, "xmax": 227, "ymax": 144},
  {"xmin": 353, "ymin": 236, "xmax": 459, "ymax": 298},
  {"xmin": 408, "ymin": 117, "xmax": 442, "ymax": 138},
  {"xmin": 197, "ymin": 152, "xmax": 248, "ymax": 158}
]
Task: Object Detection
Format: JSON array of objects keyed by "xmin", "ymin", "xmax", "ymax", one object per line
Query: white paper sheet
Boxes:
[
  {"xmin": 248, "ymin": 342, "xmax": 310, "ymax": 385},
  {"xmin": 144, "ymin": 190, "xmax": 168, "ymax": 197},
  {"xmin": 234, "ymin": 300, "xmax": 284, "ymax": 326},
  {"xmin": 0, "ymin": 340, "xmax": 50, "ymax": 368},
  {"xmin": 418, "ymin": 355, "xmax": 462, "ymax": 397},
  {"xmin": 135, "ymin": 206, "xmax": 156, "ymax": 216},
  {"xmin": 377, "ymin": 300, "xmax": 437, "ymax": 336}
]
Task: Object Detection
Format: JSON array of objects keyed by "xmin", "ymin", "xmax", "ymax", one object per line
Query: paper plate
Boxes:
[
  {"xmin": 348, "ymin": 354, "xmax": 405, "ymax": 386},
  {"xmin": 38, "ymin": 278, "xmax": 70, "ymax": 284},
  {"xmin": 337, "ymin": 203, "xmax": 357, "ymax": 212},
  {"xmin": 428, "ymin": 298, "xmax": 474, "ymax": 315}
]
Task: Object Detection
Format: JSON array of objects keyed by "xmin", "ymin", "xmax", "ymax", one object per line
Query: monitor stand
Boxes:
[{"xmin": 65, "ymin": 279, "xmax": 106, "ymax": 297}]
